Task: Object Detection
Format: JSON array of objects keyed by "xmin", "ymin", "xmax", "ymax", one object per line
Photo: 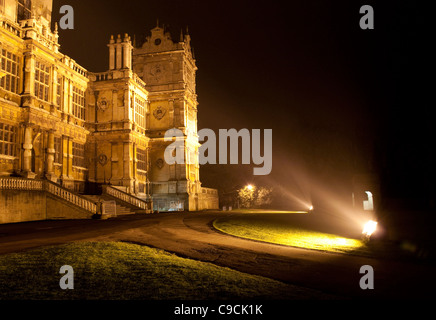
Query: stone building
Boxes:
[
  {"xmin": 0, "ymin": 0, "xmax": 218, "ymax": 224},
  {"xmin": 133, "ymin": 25, "xmax": 203, "ymax": 212}
]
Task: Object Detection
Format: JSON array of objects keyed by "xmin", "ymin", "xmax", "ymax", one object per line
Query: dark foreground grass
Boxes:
[{"xmin": 0, "ymin": 241, "xmax": 335, "ymax": 300}]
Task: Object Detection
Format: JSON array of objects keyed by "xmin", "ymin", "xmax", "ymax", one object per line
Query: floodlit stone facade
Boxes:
[
  {"xmin": 0, "ymin": 0, "xmax": 218, "ymax": 223},
  {"xmin": 133, "ymin": 25, "xmax": 203, "ymax": 212}
]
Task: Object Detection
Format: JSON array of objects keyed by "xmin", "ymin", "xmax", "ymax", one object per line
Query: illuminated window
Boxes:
[
  {"xmin": 0, "ymin": 49, "xmax": 20, "ymax": 94},
  {"xmin": 72, "ymin": 142, "xmax": 85, "ymax": 167},
  {"xmin": 134, "ymin": 95, "xmax": 146, "ymax": 129},
  {"xmin": 56, "ymin": 77, "xmax": 63, "ymax": 108},
  {"xmin": 0, "ymin": 123, "xmax": 18, "ymax": 157},
  {"xmin": 35, "ymin": 61, "xmax": 50, "ymax": 102},
  {"xmin": 17, "ymin": 0, "xmax": 32, "ymax": 21},
  {"xmin": 72, "ymin": 86, "xmax": 85, "ymax": 120},
  {"xmin": 137, "ymin": 148, "xmax": 147, "ymax": 171},
  {"xmin": 54, "ymin": 137, "xmax": 62, "ymax": 164}
]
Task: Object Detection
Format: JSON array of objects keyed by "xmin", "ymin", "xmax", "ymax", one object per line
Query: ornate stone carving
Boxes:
[
  {"xmin": 97, "ymin": 97, "xmax": 110, "ymax": 112},
  {"xmin": 149, "ymin": 63, "xmax": 165, "ymax": 82},
  {"xmin": 156, "ymin": 158, "xmax": 164, "ymax": 169},
  {"xmin": 98, "ymin": 154, "xmax": 108, "ymax": 166},
  {"xmin": 153, "ymin": 106, "xmax": 166, "ymax": 120}
]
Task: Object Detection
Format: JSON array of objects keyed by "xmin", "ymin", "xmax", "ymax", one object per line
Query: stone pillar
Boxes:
[
  {"xmin": 124, "ymin": 89, "xmax": 130, "ymax": 121},
  {"xmin": 68, "ymin": 80, "xmax": 73, "ymax": 117},
  {"xmin": 45, "ymin": 130, "xmax": 57, "ymax": 182},
  {"xmin": 67, "ymin": 137, "xmax": 73, "ymax": 179},
  {"xmin": 21, "ymin": 125, "xmax": 36, "ymax": 179},
  {"xmin": 133, "ymin": 142, "xmax": 138, "ymax": 195},
  {"xmin": 52, "ymin": 67, "xmax": 58, "ymax": 107},
  {"xmin": 122, "ymin": 142, "xmax": 133, "ymax": 192},
  {"xmin": 23, "ymin": 53, "xmax": 35, "ymax": 100},
  {"xmin": 122, "ymin": 34, "xmax": 132, "ymax": 69},
  {"xmin": 146, "ymin": 147, "xmax": 151, "ymax": 197},
  {"xmin": 61, "ymin": 136, "xmax": 68, "ymax": 178},
  {"xmin": 169, "ymin": 99, "xmax": 175, "ymax": 126},
  {"xmin": 146, "ymin": 101, "xmax": 150, "ymax": 128},
  {"xmin": 108, "ymin": 35, "xmax": 115, "ymax": 70},
  {"xmin": 61, "ymin": 136, "xmax": 74, "ymax": 190},
  {"xmin": 133, "ymin": 142, "xmax": 137, "ymax": 180},
  {"xmin": 62, "ymin": 77, "xmax": 69, "ymax": 113}
]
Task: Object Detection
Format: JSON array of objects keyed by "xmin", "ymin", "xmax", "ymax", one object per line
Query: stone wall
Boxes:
[
  {"xmin": 0, "ymin": 189, "xmax": 46, "ymax": 224},
  {"xmin": 0, "ymin": 189, "xmax": 93, "ymax": 224},
  {"xmin": 46, "ymin": 195, "xmax": 94, "ymax": 220},
  {"xmin": 198, "ymin": 188, "xmax": 219, "ymax": 210}
]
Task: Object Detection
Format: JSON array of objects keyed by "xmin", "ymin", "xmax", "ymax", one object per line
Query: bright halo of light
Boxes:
[{"xmin": 362, "ymin": 220, "xmax": 378, "ymax": 237}]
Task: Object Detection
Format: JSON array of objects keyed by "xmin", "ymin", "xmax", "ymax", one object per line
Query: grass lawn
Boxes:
[
  {"xmin": 0, "ymin": 241, "xmax": 334, "ymax": 300},
  {"xmin": 213, "ymin": 214, "xmax": 372, "ymax": 256}
]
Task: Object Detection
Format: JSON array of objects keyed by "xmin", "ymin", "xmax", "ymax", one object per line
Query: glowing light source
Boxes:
[
  {"xmin": 308, "ymin": 205, "xmax": 314, "ymax": 211},
  {"xmin": 362, "ymin": 220, "xmax": 378, "ymax": 237},
  {"xmin": 246, "ymin": 184, "xmax": 254, "ymax": 191}
]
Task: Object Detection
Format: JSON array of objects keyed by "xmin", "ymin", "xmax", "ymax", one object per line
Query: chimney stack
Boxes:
[{"xmin": 108, "ymin": 33, "xmax": 133, "ymax": 70}]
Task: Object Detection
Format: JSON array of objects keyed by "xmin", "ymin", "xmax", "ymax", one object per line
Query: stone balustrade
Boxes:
[
  {"xmin": 0, "ymin": 178, "xmax": 97, "ymax": 214},
  {"xmin": 0, "ymin": 18, "xmax": 23, "ymax": 37},
  {"xmin": 103, "ymin": 185, "xmax": 151, "ymax": 211},
  {"xmin": 45, "ymin": 180, "xmax": 97, "ymax": 214},
  {"xmin": 0, "ymin": 177, "xmax": 43, "ymax": 190}
]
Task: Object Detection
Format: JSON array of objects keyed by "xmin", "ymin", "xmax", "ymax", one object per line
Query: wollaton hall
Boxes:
[{"xmin": 0, "ymin": 0, "xmax": 218, "ymax": 224}]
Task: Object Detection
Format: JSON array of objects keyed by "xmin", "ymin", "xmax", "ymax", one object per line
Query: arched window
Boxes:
[{"xmin": 363, "ymin": 191, "xmax": 374, "ymax": 211}]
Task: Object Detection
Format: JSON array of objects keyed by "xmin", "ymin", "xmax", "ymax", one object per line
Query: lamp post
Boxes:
[{"xmin": 238, "ymin": 184, "xmax": 256, "ymax": 208}]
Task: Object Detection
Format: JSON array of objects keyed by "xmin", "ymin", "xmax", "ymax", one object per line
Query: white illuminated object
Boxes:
[
  {"xmin": 362, "ymin": 220, "xmax": 378, "ymax": 237},
  {"xmin": 363, "ymin": 191, "xmax": 374, "ymax": 211},
  {"xmin": 309, "ymin": 205, "xmax": 314, "ymax": 211}
]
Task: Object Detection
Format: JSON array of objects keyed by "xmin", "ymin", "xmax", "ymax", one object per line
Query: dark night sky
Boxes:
[{"xmin": 52, "ymin": 0, "xmax": 433, "ymax": 205}]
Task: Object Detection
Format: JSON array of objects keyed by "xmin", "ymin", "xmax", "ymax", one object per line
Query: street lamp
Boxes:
[{"xmin": 239, "ymin": 184, "xmax": 256, "ymax": 208}]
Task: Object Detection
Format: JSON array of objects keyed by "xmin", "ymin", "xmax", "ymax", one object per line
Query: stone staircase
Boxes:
[
  {"xmin": 83, "ymin": 195, "xmax": 136, "ymax": 216},
  {"xmin": 0, "ymin": 178, "xmax": 152, "ymax": 223}
]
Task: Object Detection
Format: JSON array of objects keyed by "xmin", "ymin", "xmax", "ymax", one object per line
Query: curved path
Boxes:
[{"xmin": 0, "ymin": 211, "xmax": 434, "ymax": 299}]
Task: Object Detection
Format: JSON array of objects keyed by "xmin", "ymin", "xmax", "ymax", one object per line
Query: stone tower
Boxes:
[
  {"xmin": 133, "ymin": 24, "xmax": 201, "ymax": 211},
  {"xmin": 86, "ymin": 34, "xmax": 150, "ymax": 195}
]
